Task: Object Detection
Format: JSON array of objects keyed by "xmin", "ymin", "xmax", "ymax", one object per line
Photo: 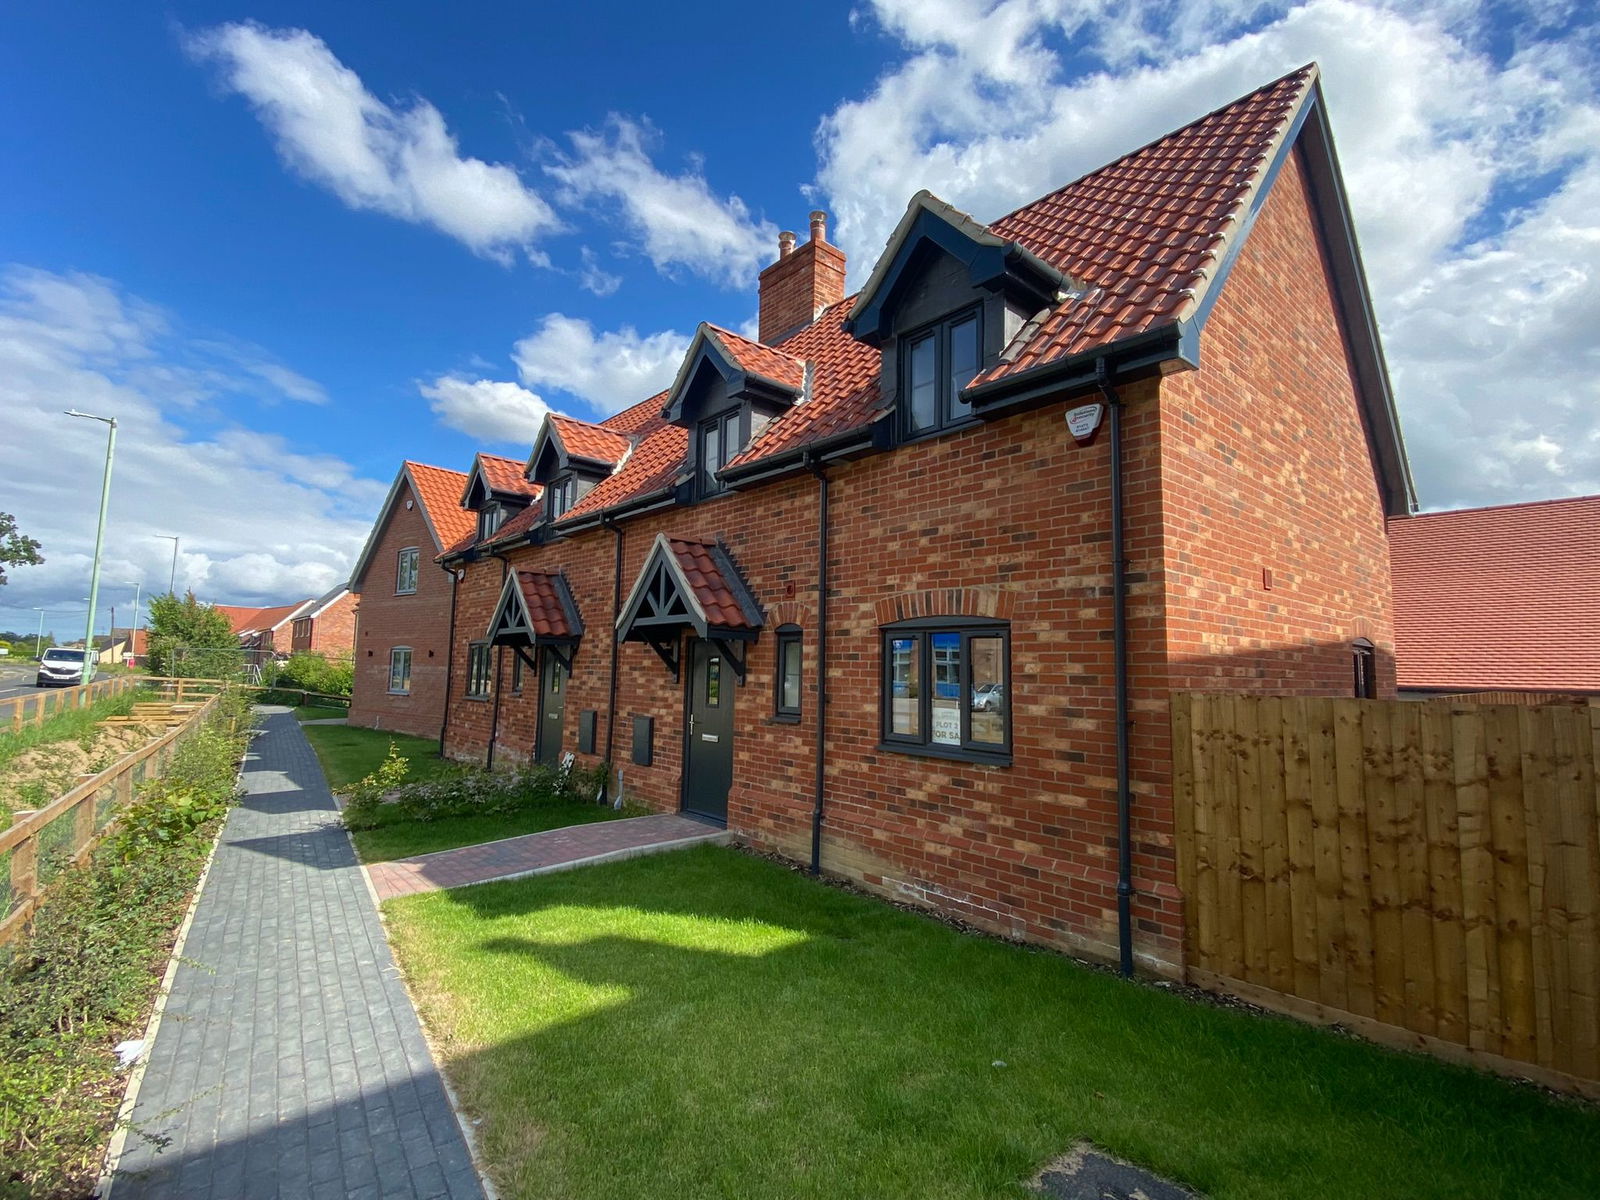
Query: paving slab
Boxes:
[
  {"xmin": 109, "ymin": 707, "xmax": 486, "ymax": 1200},
  {"xmin": 366, "ymin": 812, "xmax": 731, "ymax": 900}
]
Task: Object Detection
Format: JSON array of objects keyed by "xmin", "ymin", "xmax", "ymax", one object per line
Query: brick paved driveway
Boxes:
[{"xmin": 109, "ymin": 708, "xmax": 486, "ymax": 1200}]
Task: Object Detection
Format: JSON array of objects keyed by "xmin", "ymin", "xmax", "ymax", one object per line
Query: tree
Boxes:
[
  {"xmin": 145, "ymin": 592, "xmax": 238, "ymax": 677},
  {"xmin": 0, "ymin": 512, "xmax": 43, "ymax": 586}
]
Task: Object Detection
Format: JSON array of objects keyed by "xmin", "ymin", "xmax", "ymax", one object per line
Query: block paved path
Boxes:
[
  {"xmin": 110, "ymin": 708, "xmax": 486, "ymax": 1200},
  {"xmin": 367, "ymin": 811, "xmax": 730, "ymax": 900}
]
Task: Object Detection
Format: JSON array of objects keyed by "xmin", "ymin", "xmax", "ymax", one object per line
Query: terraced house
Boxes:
[{"xmin": 420, "ymin": 65, "xmax": 1412, "ymax": 974}]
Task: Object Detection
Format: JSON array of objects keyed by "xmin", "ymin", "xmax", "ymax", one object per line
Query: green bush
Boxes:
[
  {"xmin": 262, "ymin": 653, "xmax": 353, "ymax": 698},
  {"xmin": 342, "ymin": 752, "xmax": 609, "ymax": 831}
]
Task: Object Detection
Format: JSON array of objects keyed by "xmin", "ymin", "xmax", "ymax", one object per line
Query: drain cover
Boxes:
[{"xmin": 1032, "ymin": 1144, "xmax": 1197, "ymax": 1200}]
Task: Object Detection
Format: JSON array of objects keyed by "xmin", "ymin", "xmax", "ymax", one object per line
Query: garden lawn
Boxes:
[
  {"xmin": 300, "ymin": 723, "xmax": 457, "ymax": 791},
  {"xmin": 292, "ymin": 703, "xmax": 348, "ymax": 723},
  {"xmin": 352, "ymin": 803, "xmax": 629, "ymax": 863},
  {"xmin": 384, "ymin": 846, "xmax": 1600, "ymax": 1200}
]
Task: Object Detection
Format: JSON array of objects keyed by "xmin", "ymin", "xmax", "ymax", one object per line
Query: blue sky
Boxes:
[{"xmin": 2, "ymin": 0, "xmax": 1596, "ymax": 635}]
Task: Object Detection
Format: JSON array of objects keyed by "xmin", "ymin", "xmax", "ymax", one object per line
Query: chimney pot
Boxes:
[
  {"xmin": 778, "ymin": 230, "xmax": 796, "ymax": 258},
  {"xmin": 758, "ymin": 213, "xmax": 846, "ymax": 344},
  {"xmin": 809, "ymin": 211, "xmax": 828, "ymax": 243}
]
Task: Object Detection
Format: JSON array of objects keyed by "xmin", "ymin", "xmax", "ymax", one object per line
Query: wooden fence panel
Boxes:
[{"xmin": 1173, "ymin": 692, "xmax": 1600, "ymax": 1097}]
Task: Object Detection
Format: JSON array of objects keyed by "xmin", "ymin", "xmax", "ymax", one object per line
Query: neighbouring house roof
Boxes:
[
  {"xmin": 112, "ymin": 627, "xmax": 148, "ymax": 655},
  {"xmin": 350, "ymin": 460, "xmax": 476, "ymax": 589},
  {"xmin": 214, "ymin": 601, "xmax": 313, "ymax": 642},
  {"xmin": 1387, "ymin": 495, "xmax": 1600, "ymax": 692},
  {"xmin": 439, "ymin": 63, "xmax": 1409, "ymax": 560},
  {"xmin": 299, "ymin": 583, "xmax": 351, "ymax": 620}
]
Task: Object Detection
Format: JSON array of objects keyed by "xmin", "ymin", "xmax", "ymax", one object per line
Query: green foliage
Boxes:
[
  {"xmin": 342, "ymin": 753, "xmax": 609, "ymax": 831},
  {"xmin": 0, "ymin": 512, "xmax": 44, "ymax": 588},
  {"xmin": 0, "ymin": 690, "xmax": 253, "ymax": 1199},
  {"xmin": 262, "ymin": 652, "xmax": 353, "ymax": 697},
  {"xmin": 144, "ymin": 593, "xmax": 238, "ymax": 677}
]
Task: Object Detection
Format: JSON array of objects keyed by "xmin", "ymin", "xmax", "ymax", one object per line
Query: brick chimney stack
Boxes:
[{"xmin": 758, "ymin": 210, "xmax": 845, "ymax": 345}]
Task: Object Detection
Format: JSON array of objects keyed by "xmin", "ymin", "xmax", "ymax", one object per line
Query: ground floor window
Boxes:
[
  {"xmin": 511, "ymin": 650, "xmax": 524, "ymax": 693},
  {"xmin": 388, "ymin": 647, "xmax": 412, "ymax": 694},
  {"xmin": 467, "ymin": 642, "xmax": 493, "ymax": 699},
  {"xmin": 881, "ymin": 619, "xmax": 1010, "ymax": 762},
  {"xmin": 775, "ymin": 626, "xmax": 802, "ymax": 719},
  {"xmin": 1352, "ymin": 638, "xmax": 1377, "ymax": 698}
]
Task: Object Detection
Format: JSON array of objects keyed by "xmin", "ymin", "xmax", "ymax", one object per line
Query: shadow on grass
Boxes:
[{"xmin": 384, "ymin": 845, "xmax": 1600, "ymax": 1200}]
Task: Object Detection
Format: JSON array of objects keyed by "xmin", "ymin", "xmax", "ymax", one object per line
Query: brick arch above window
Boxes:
[
  {"xmin": 764, "ymin": 600, "xmax": 810, "ymax": 630},
  {"xmin": 874, "ymin": 587, "xmax": 1014, "ymax": 627}
]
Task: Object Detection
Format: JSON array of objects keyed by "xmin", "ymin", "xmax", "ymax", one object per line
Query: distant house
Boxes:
[
  {"xmin": 108, "ymin": 627, "xmax": 148, "ymax": 665},
  {"xmin": 346, "ymin": 458, "xmax": 537, "ymax": 738},
  {"xmin": 289, "ymin": 585, "xmax": 358, "ymax": 658},
  {"xmin": 91, "ymin": 632, "xmax": 132, "ymax": 665},
  {"xmin": 214, "ymin": 601, "xmax": 314, "ymax": 658},
  {"xmin": 1388, "ymin": 494, "xmax": 1600, "ymax": 696}
]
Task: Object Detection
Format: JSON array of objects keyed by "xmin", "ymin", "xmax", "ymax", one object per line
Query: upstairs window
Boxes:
[
  {"xmin": 699, "ymin": 410, "xmax": 739, "ymax": 496},
  {"xmin": 396, "ymin": 547, "xmax": 420, "ymax": 594},
  {"xmin": 546, "ymin": 475, "xmax": 576, "ymax": 522},
  {"xmin": 903, "ymin": 308, "xmax": 981, "ymax": 438},
  {"xmin": 478, "ymin": 503, "xmax": 506, "ymax": 541}
]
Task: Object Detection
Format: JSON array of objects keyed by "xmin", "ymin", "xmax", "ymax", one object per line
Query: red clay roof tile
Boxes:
[
  {"xmin": 1388, "ymin": 495, "xmax": 1600, "ymax": 692},
  {"xmin": 406, "ymin": 461, "xmax": 476, "ymax": 549},
  {"xmin": 550, "ymin": 414, "xmax": 633, "ymax": 467},
  {"xmin": 477, "ymin": 453, "xmax": 540, "ymax": 498},
  {"xmin": 668, "ymin": 538, "xmax": 756, "ymax": 629},
  {"xmin": 512, "ymin": 571, "xmax": 578, "ymax": 639},
  {"xmin": 703, "ymin": 325, "xmax": 806, "ymax": 392}
]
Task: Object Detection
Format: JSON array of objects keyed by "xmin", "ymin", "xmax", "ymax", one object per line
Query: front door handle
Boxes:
[{"xmin": 689, "ymin": 713, "xmax": 696, "ymax": 736}]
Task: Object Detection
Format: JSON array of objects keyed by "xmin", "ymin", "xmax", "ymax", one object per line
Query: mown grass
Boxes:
[
  {"xmin": 385, "ymin": 846, "xmax": 1600, "ymax": 1200},
  {"xmin": 352, "ymin": 802, "xmax": 629, "ymax": 863},
  {"xmin": 300, "ymin": 723, "xmax": 456, "ymax": 791},
  {"xmin": 292, "ymin": 703, "xmax": 347, "ymax": 723}
]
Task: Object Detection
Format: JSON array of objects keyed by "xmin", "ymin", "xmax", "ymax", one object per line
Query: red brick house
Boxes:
[
  {"xmin": 1388, "ymin": 495, "xmax": 1600, "ymax": 696},
  {"xmin": 288, "ymin": 584, "xmax": 358, "ymax": 657},
  {"xmin": 348, "ymin": 457, "xmax": 539, "ymax": 738},
  {"xmin": 215, "ymin": 600, "xmax": 311, "ymax": 657},
  {"xmin": 432, "ymin": 65, "xmax": 1412, "ymax": 975}
]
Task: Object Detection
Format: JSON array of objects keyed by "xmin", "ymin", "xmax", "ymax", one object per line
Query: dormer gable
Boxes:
[
  {"xmin": 458, "ymin": 453, "xmax": 539, "ymax": 542},
  {"xmin": 661, "ymin": 324, "xmax": 805, "ymax": 498},
  {"xmin": 526, "ymin": 413, "xmax": 632, "ymax": 524}
]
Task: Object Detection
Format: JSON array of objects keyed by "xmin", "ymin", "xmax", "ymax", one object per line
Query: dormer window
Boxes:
[
  {"xmin": 699, "ymin": 411, "xmax": 739, "ymax": 496},
  {"xmin": 904, "ymin": 308, "xmax": 980, "ymax": 437},
  {"xmin": 478, "ymin": 503, "xmax": 506, "ymax": 541},
  {"xmin": 546, "ymin": 474, "xmax": 576, "ymax": 521}
]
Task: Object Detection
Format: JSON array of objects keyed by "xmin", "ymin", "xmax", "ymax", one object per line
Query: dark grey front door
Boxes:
[
  {"xmin": 537, "ymin": 651, "xmax": 566, "ymax": 764},
  {"xmin": 683, "ymin": 639, "xmax": 733, "ymax": 823}
]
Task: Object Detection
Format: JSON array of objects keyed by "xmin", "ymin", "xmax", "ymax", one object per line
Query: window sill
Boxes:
[
  {"xmin": 875, "ymin": 740, "xmax": 1011, "ymax": 768},
  {"xmin": 395, "ymin": 589, "xmax": 417, "ymax": 596},
  {"xmin": 465, "ymin": 694, "xmax": 491, "ymax": 702},
  {"xmin": 387, "ymin": 689, "xmax": 411, "ymax": 696},
  {"xmin": 898, "ymin": 415, "xmax": 982, "ymax": 448},
  {"xmin": 770, "ymin": 713, "xmax": 801, "ymax": 725}
]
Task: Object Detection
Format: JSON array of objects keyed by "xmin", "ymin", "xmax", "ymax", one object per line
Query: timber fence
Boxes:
[
  {"xmin": 3, "ymin": 674, "xmax": 140, "ymax": 731},
  {"xmin": 1172, "ymin": 692, "xmax": 1600, "ymax": 1098},
  {"xmin": 0, "ymin": 687, "xmax": 229, "ymax": 949}
]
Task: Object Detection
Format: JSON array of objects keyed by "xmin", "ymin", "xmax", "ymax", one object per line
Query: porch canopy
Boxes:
[
  {"xmin": 616, "ymin": 534, "xmax": 764, "ymax": 680},
  {"xmin": 486, "ymin": 570, "xmax": 585, "ymax": 671}
]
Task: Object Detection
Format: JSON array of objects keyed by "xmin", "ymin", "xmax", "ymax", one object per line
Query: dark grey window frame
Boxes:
[
  {"xmin": 546, "ymin": 474, "xmax": 576, "ymax": 522},
  {"xmin": 1352, "ymin": 638, "xmax": 1377, "ymax": 699},
  {"xmin": 879, "ymin": 616, "xmax": 1011, "ymax": 765},
  {"xmin": 388, "ymin": 647, "xmax": 412, "ymax": 695},
  {"xmin": 395, "ymin": 546, "xmax": 420, "ymax": 595},
  {"xmin": 477, "ymin": 503, "xmax": 506, "ymax": 541},
  {"xmin": 698, "ymin": 409, "xmax": 740, "ymax": 497},
  {"xmin": 466, "ymin": 641, "xmax": 493, "ymax": 700},
  {"xmin": 899, "ymin": 305, "xmax": 982, "ymax": 441},
  {"xmin": 510, "ymin": 650, "xmax": 524, "ymax": 694},
  {"xmin": 774, "ymin": 625, "xmax": 802, "ymax": 722}
]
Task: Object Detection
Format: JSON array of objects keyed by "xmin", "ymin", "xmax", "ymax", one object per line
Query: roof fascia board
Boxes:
[
  {"xmin": 486, "ymin": 571, "xmax": 533, "ymax": 641},
  {"xmin": 719, "ymin": 426, "xmax": 878, "ymax": 488},
  {"xmin": 964, "ymin": 325, "xmax": 1187, "ymax": 413}
]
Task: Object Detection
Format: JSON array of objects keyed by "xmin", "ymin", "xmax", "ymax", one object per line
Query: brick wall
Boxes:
[
  {"xmin": 306, "ymin": 591, "xmax": 358, "ymax": 658},
  {"xmin": 348, "ymin": 478, "xmax": 457, "ymax": 740}
]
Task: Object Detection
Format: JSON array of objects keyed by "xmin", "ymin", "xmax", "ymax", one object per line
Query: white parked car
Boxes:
[{"xmin": 36, "ymin": 647, "xmax": 97, "ymax": 687}]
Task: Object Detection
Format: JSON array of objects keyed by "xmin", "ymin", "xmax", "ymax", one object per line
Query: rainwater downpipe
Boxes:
[
  {"xmin": 805, "ymin": 451, "xmax": 830, "ymax": 875},
  {"xmin": 603, "ymin": 515, "xmax": 625, "ymax": 792},
  {"xmin": 1095, "ymin": 356, "xmax": 1136, "ymax": 979},
  {"xmin": 485, "ymin": 551, "xmax": 511, "ymax": 770},
  {"xmin": 439, "ymin": 564, "xmax": 461, "ymax": 754}
]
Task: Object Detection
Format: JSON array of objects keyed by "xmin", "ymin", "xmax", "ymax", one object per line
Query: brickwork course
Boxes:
[
  {"xmin": 355, "ymin": 64, "xmax": 1414, "ymax": 975},
  {"xmin": 110, "ymin": 709, "xmax": 485, "ymax": 1200}
]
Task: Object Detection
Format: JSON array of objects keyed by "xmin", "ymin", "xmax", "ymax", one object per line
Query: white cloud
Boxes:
[
  {"xmin": 512, "ymin": 314, "xmax": 689, "ymax": 416},
  {"xmin": 547, "ymin": 117, "xmax": 778, "ymax": 288},
  {"xmin": 0, "ymin": 266, "xmax": 383, "ymax": 626},
  {"xmin": 420, "ymin": 375, "xmax": 554, "ymax": 443},
  {"xmin": 577, "ymin": 246, "xmax": 622, "ymax": 297},
  {"xmin": 187, "ymin": 22, "xmax": 559, "ymax": 263},
  {"xmin": 817, "ymin": 0, "xmax": 1600, "ymax": 508}
]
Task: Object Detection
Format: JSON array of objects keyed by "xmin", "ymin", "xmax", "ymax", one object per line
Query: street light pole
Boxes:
[
  {"xmin": 156, "ymin": 534, "xmax": 180, "ymax": 596},
  {"xmin": 66, "ymin": 410, "xmax": 118, "ymax": 683},
  {"xmin": 32, "ymin": 607, "xmax": 45, "ymax": 658}
]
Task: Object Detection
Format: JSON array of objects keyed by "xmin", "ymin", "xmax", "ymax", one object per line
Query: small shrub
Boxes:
[
  {"xmin": 341, "ymin": 756, "xmax": 610, "ymax": 831},
  {"xmin": 263, "ymin": 653, "xmax": 353, "ymax": 698}
]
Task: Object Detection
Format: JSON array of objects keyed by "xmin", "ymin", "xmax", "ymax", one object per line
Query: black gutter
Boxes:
[
  {"xmin": 602, "ymin": 514, "xmax": 624, "ymax": 789},
  {"xmin": 720, "ymin": 424, "xmax": 876, "ymax": 490},
  {"xmin": 485, "ymin": 551, "xmax": 511, "ymax": 770},
  {"xmin": 805, "ymin": 450, "xmax": 830, "ymax": 875},
  {"xmin": 1095, "ymin": 357, "xmax": 1136, "ymax": 979},
  {"xmin": 438, "ymin": 564, "xmax": 461, "ymax": 755},
  {"xmin": 963, "ymin": 325, "xmax": 1183, "ymax": 415}
]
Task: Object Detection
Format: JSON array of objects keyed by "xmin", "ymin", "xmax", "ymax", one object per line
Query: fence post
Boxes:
[
  {"xmin": 74, "ymin": 790, "xmax": 98, "ymax": 855},
  {"xmin": 10, "ymin": 817, "xmax": 38, "ymax": 901}
]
